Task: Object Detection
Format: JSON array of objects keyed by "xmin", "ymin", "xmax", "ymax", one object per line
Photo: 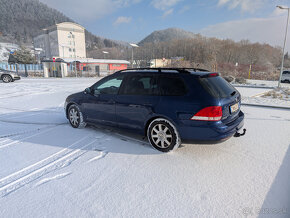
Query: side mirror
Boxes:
[
  {"xmin": 94, "ymin": 89, "xmax": 101, "ymax": 96},
  {"xmin": 84, "ymin": 87, "xmax": 91, "ymax": 94}
]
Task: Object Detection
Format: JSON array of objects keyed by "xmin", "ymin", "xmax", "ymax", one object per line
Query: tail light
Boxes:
[
  {"xmin": 200, "ymin": 73, "xmax": 219, "ymax": 78},
  {"xmin": 191, "ymin": 106, "xmax": 222, "ymax": 121}
]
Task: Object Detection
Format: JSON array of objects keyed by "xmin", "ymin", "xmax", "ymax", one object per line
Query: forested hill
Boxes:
[
  {"xmin": 0, "ymin": 0, "xmax": 118, "ymax": 48},
  {"xmin": 139, "ymin": 28, "xmax": 197, "ymax": 45}
]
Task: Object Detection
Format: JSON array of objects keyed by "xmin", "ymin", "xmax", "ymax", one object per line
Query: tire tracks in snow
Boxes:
[
  {"xmin": 0, "ymin": 125, "xmax": 55, "ymax": 139},
  {"xmin": 0, "ymin": 135, "xmax": 101, "ymax": 197},
  {"xmin": 0, "ymin": 125, "xmax": 64, "ymax": 149}
]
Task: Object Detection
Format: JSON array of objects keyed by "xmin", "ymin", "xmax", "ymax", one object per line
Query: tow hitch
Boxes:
[{"xmin": 234, "ymin": 128, "xmax": 246, "ymax": 137}]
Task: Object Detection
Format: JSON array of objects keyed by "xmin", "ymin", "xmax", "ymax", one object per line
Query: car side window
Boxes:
[
  {"xmin": 158, "ymin": 76, "xmax": 187, "ymax": 96},
  {"xmin": 120, "ymin": 75, "xmax": 157, "ymax": 95},
  {"xmin": 92, "ymin": 75, "xmax": 124, "ymax": 95}
]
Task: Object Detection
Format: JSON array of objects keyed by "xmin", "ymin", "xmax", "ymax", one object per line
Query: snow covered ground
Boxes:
[
  {"xmin": 234, "ymin": 79, "xmax": 290, "ymax": 88},
  {"xmin": 235, "ymin": 86, "xmax": 290, "ymax": 108},
  {"xmin": 0, "ymin": 78, "xmax": 289, "ymax": 218}
]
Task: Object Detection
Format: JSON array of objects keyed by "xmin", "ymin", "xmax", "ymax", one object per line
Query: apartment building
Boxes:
[{"xmin": 33, "ymin": 22, "xmax": 86, "ymax": 59}]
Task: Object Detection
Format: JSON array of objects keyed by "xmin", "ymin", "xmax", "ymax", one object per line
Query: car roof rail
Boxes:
[{"xmin": 117, "ymin": 67, "xmax": 210, "ymax": 74}]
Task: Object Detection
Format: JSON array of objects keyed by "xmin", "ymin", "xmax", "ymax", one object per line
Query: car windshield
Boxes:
[{"xmin": 199, "ymin": 76, "xmax": 237, "ymax": 98}]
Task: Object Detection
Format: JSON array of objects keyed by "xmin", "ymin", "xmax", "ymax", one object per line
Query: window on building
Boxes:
[{"xmin": 69, "ymin": 48, "xmax": 72, "ymax": 52}]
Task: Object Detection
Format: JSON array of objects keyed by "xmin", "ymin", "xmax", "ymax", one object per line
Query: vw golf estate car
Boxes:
[
  {"xmin": 0, "ymin": 68, "xmax": 21, "ymax": 83},
  {"xmin": 65, "ymin": 68, "xmax": 245, "ymax": 152}
]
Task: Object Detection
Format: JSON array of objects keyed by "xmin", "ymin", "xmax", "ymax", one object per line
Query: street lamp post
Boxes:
[
  {"xmin": 129, "ymin": 43, "xmax": 139, "ymax": 68},
  {"xmin": 277, "ymin": 5, "xmax": 290, "ymax": 88},
  {"xmin": 102, "ymin": 51, "xmax": 109, "ymax": 59}
]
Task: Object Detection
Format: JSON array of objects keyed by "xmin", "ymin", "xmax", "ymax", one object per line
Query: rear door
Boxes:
[
  {"xmin": 198, "ymin": 76, "xmax": 241, "ymax": 124},
  {"xmin": 115, "ymin": 73, "xmax": 159, "ymax": 131}
]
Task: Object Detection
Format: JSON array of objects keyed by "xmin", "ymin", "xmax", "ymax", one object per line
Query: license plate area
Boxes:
[{"xmin": 230, "ymin": 102, "xmax": 239, "ymax": 113}]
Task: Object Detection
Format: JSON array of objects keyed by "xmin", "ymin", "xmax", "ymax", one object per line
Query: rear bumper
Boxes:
[{"xmin": 178, "ymin": 111, "xmax": 244, "ymax": 142}]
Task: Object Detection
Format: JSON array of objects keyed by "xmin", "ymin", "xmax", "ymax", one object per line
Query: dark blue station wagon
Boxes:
[{"xmin": 65, "ymin": 68, "xmax": 245, "ymax": 152}]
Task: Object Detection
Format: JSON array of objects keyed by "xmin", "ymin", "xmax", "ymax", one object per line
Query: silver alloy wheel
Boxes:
[
  {"xmin": 2, "ymin": 75, "xmax": 11, "ymax": 83},
  {"xmin": 151, "ymin": 123, "xmax": 173, "ymax": 148},
  {"xmin": 69, "ymin": 108, "xmax": 79, "ymax": 127}
]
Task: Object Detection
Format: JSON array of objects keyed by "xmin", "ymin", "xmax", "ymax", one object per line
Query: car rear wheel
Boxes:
[
  {"xmin": 2, "ymin": 75, "xmax": 12, "ymax": 83},
  {"xmin": 68, "ymin": 105, "xmax": 86, "ymax": 128},
  {"xmin": 147, "ymin": 118, "xmax": 181, "ymax": 152}
]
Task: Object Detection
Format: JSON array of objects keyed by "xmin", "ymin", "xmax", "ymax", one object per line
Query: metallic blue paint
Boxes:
[{"xmin": 65, "ymin": 71, "xmax": 244, "ymax": 142}]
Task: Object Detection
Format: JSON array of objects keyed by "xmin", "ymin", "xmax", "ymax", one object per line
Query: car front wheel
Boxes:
[
  {"xmin": 68, "ymin": 105, "xmax": 86, "ymax": 128},
  {"xmin": 147, "ymin": 118, "xmax": 181, "ymax": 152},
  {"xmin": 2, "ymin": 75, "xmax": 12, "ymax": 83}
]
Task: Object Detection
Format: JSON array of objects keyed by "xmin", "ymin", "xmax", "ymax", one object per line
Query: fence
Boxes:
[{"xmin": 0, "ymin": 63, "xmax": 43, "ymax": 77}]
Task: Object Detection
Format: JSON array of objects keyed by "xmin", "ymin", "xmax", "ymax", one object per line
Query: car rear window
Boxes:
[{"xmin": 199, "ymin": 76, "xmax": 237, "ymax": 98}]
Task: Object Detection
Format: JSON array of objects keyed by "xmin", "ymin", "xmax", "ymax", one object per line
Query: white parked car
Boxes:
[
  {"xmin": 0, "ymin": 68, "xmax": 21, "ymax": 83},
  {"xmin": 281, "ymin": 71, "xmax": 290, "ymax": 83}
]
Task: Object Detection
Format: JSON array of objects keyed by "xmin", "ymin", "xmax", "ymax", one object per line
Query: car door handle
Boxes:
[{"xmin": 129, "ymin": 104, "xmax": 140, "ymax": 108}]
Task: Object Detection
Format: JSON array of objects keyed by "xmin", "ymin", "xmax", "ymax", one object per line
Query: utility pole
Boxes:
[{"xmin": 277, "ymin": 5, "xmax": 290, "ymax": 88}]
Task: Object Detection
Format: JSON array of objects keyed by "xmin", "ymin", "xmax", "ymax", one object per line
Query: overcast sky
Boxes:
[{"xmin": 39, "ymin": 0, "xmax": 290, "ymax": 50}]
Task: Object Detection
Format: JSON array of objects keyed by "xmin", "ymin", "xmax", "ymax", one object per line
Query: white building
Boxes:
[{"xmin": 33, "ymin": 22, "xmax": 86, "ymax": 59}]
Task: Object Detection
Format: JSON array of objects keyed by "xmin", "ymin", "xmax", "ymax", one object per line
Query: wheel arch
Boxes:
[
  {"xmin": 144, "ymin": 115, "xmax": 178, "ymax": 137},
  {"xmin": 66, "ymin": 102, "xmax": 79, "ymax": 118},
  {"xmin": 1, "ymin": 74, "xmax": 12, "ymax": 80}
]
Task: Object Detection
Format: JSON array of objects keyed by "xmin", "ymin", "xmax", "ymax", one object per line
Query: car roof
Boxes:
[{"xmin": 116, "ymin": 68, "xmax": 216, "ymax": 77}]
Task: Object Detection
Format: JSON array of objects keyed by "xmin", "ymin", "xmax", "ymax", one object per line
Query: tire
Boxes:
[
  {"xmin": 147, "ymin": 118, "xmax": 181, "ymax": 152},
  {"xmin": 2, "ymin": 75, "xmax": 12, "ymax": 83},
  {"xmin": 68, "ymin": 104, "xmax": 87, "ymax": 129}
]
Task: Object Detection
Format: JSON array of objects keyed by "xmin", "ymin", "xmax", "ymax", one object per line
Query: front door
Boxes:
[{"xmin": 83, "ymin": 74, "xmax": 124, "ymax": 126}]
